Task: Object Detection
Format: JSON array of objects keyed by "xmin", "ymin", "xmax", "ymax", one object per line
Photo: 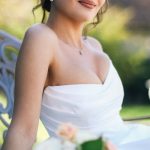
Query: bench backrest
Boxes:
[{"xmin": 0, "ymin": 30, "xmax": 21, "ymax": 139}]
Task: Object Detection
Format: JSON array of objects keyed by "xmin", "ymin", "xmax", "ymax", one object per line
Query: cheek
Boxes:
[
  {"xmin": 97, "ymin": 0, "xmax": 106, "ymax": 9},
  {"xmin": 94, "ymin": 0, "xmax": 106, "ymax": 15},
  {"xmin": 95, "ymin": 0, "xmax": 106, "ymax": 14},
  {"xmin": 54, "ymin": 0, "xmax": 76, "ymax": 17},
  {"xmin": 99, "ymin": 0, "xmax": 106, "ymax": 5},
  {"xmin": 54, "ymin": 0, "xmax": 105, "ymax": 22}
]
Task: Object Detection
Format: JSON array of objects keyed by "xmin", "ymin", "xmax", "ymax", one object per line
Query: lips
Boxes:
[{"xmin": 78, "ymin": 0, "xmax": 96, "ymax": 9}]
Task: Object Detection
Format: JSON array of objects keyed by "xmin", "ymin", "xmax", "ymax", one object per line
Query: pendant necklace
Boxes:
[{"xmin": 58, "ymin": 37, "xmax": 85, "ymax": 56}]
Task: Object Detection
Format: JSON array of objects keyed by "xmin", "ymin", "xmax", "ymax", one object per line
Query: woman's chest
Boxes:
[{"xmin": 49, "ymin": 46, "xmax": 110, "ymax": 86}]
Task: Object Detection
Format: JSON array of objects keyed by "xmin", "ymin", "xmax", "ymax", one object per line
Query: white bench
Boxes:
[{"xmin": 0, "ymin": 30, "xmax": 150, "ymax": 141}]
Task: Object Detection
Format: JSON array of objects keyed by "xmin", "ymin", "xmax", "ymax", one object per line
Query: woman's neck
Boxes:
[{"xmin": 46, "ymin": 12, "xmax": 85, "ymax": 48}]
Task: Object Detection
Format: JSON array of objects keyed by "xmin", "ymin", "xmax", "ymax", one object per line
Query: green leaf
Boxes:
[{"xmin": 79, "ymin": 137, "xmax": 105, "ymax": 150}]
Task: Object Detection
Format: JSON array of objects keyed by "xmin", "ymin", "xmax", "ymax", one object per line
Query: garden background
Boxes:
[{"xmin": 0, "ymin": 0, "xmax": 150, "ymax": 146}]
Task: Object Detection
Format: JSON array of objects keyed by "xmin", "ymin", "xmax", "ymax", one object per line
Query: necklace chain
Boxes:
[{"xmin": 59, "ymin": 37, "xmax": 85, "ymax": 55}]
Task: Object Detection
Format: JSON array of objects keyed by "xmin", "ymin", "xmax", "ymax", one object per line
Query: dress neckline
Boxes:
[{"xmin": 44, "ymin": 59, "xmax": 112, "ymax": 91}]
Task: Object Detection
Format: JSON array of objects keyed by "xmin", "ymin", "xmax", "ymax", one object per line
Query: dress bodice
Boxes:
[
  {"xmin": 39, "ymin": 58, "xmax": 150, "ymax": 150},
  {"xmin": 40, "ymin": 59, "xmax": 126, "ymax": 140}
]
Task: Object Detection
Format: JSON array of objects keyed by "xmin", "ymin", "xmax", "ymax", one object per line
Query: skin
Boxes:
[{"xmin": 1, "ymin": 0, "xmax": 117, "ymax": 150}]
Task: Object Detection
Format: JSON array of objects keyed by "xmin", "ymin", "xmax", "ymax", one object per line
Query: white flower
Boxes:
[
  {"xmin": 56, "ymin": 122, "xmax": 98, "ymax": 144},
  {"xmin": 61, "ymin": 140, "xmax": 76, "ymax": 150},
  {"xmin": 34, "ymin": 137, "xmax": 61, "ymax": 150},
  {"xmin": 34, "ymin": 122, "xmax": 104, "ymax": 150}
]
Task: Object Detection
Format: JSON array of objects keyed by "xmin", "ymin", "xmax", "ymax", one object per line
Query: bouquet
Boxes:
[{"xmin": 34, "ymin": 123, "xmax": 116, "ymax": 150}]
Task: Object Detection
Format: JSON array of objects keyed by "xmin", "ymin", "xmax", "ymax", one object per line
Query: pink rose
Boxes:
[{"xmin": 56, "ymin": 122, "xmax": 78, "ymax": 142}]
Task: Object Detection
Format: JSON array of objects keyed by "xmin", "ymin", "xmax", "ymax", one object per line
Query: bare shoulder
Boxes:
[
  {"xmin": 21, "ymin": 23, "xmax": 59, "ymax": 63},
  {"xmin": 86, "ymin": 36, "xmax": 103, "ymax": 52},
  {"xmin": 25, "ymin": 23, "xmax": 58, "ymax": 44}
]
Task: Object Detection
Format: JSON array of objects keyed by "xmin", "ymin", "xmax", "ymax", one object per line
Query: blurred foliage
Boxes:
[
  {"xmin": 0, "ymin": 2, "xmax": 150, "ymax": 104},
  {"xmin": 0, "ymin": 0, "xmax": 43, "ymax": 39},
  {"xmin": 88, "ymin": 6, "xmax": 150, "ymax": 104}
]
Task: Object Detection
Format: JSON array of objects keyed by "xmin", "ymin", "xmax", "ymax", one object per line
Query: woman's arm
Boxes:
[{"xmin": 1, "ymin": 24, "xmax": 57, "ymax": 150}]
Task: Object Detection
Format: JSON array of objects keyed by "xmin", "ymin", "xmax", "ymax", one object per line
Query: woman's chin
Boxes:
[{"xmin": 76, "ymin": 15, "xmax": 95, "ymax": 23}]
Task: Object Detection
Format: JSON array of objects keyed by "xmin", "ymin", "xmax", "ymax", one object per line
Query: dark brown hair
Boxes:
[{"xmin": 32, "ymin": 0, "xmax": 109, "ymax": 37}]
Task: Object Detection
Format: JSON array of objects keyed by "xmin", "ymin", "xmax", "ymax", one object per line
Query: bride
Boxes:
[{"xmin": 1, "ymin": 0, "xmax": 150, "ymax": 150}]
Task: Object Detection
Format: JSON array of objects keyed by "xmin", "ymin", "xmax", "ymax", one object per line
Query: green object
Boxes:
[{"xmin": 79, "ymin": 137, "xmax": 105, "ymax": 150}]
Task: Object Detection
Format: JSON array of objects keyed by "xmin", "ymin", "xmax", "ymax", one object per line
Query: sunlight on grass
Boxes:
[
  {"xmin": 120, "ymin": 105, "xmax": 150, "ymax": 118},
  {"xmin": 120, "ymin": 105, "xmax": 150, "ymax": 125},
  {"xmin": 36, "ymin": 121, "xmax": 49, "ymax": 144}
]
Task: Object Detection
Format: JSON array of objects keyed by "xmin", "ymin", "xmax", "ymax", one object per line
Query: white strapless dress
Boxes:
[{"xmin": 40, "ymin": 57, "xmax": 150, "ymax": 150}]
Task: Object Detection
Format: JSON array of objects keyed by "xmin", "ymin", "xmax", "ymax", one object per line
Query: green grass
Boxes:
[
  {"xmin": 120, "ymin": 104, "xmax": 150, "ymax": 125},
  {"xmin": 120, "ymin": 105, "xmax": 150, "ymax": 118}
]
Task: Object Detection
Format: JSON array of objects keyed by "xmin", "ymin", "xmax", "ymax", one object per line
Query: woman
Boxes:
[{"xmin": 1, "ymin": 0, "xmax": 150, "ymax": 150}]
